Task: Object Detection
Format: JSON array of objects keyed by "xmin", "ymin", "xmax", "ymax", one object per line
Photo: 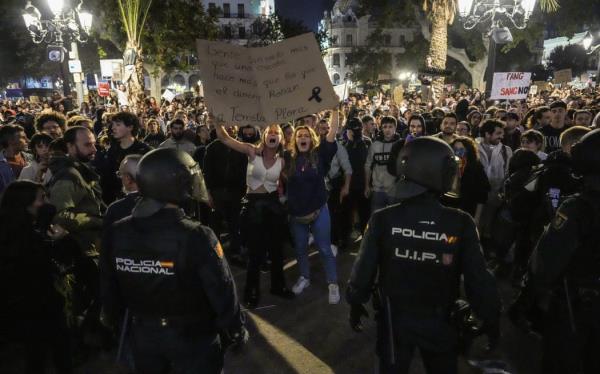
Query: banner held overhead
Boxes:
[{"xmin": 197, "ymin": 33, "xmax": 337, "ymax": 127}]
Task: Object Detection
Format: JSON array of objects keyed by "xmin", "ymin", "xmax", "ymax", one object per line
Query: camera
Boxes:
[{"xmin": 47, "ymin": 45, "xmax": 66, "ymax": 62}]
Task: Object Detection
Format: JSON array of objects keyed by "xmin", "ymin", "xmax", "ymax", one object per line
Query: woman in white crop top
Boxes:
[{"xmin": 215, "ymin": 122, "xmax": 295, "ymax": 309}]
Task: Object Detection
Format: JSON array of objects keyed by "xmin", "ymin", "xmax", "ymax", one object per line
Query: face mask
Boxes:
[
  {"xmin": 242, "ymin": 134, "xmax": 256, "ymax": 143},
  {"xmin": 454, "ymin": 148, "xmax": 466, "ymax": 158}
]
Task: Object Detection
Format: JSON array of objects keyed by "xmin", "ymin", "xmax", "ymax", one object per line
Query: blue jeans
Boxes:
[
  {"xmin": 371, "ymin": 190, "xmax": 394, "ymax": 213},
  {"xmin": 289, "ymin": 205, "xmax": 337, "ymax": 284}
]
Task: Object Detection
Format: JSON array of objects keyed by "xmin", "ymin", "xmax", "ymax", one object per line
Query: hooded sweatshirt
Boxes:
[{"xmin": 365, "ymin": 134, "xmax": 401, "ymax": 193}]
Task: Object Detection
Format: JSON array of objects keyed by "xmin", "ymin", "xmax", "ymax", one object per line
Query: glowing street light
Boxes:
[{"xmin": 48, "ymin": 0, "xmax": 65, "ymax": 17}]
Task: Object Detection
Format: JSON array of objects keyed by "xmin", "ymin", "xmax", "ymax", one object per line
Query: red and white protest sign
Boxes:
[
  {"xmin": 98, "ymin": 81, "xmax": 111, "ymax": 97},
  {"xmin": 490, "ymin": 72, "xmax": 531, "ymax": 100}
]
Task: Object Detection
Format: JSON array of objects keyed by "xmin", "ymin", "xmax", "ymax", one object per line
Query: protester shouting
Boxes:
[
  {"xmin": 215, "ymin": 121, "xmax": 295, "ymax": 309},
  {"xmin": 284, "ymin": 109, "xmax": 341, "ymax": 304}
]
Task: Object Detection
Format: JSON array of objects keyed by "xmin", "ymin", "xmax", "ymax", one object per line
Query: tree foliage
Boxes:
[
  {"xmin": 353, "ymin": 0, "xmax": 599, "ymax": 89},
  {"xmin": 249, "ymin": 12, "xmax": 329, "ymax": 52},
  {"xmin": 547, "ymin": 44, "xmax": 589, "ymax": 76},
  {"xmin": 248, "ymin": 14, "xmax": 285, "ymax": 47},
  {"xmin": 347, "ymin": 29, "xmax": 393, "ymax": 84},
  {"xmin": 90, "ymin": 0, "xmax": 218, "ymax": 73}
]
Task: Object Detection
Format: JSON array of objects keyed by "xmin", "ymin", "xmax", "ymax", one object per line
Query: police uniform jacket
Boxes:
[
  {"xmin": 347, "ymin": 193, "xmax": 500, "ymax": 350},
  {"xmin": 531, "ymin": 189, "xmax": 600, "ymax": 293},
  {"xmin": 100, "ymin": 207, "xmax": 244, "ymax": 336}
]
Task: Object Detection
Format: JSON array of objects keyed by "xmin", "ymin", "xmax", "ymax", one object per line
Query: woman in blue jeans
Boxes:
[{"xmin": 284, "ymin": 109, "xmax": 340, "ymax": 304}]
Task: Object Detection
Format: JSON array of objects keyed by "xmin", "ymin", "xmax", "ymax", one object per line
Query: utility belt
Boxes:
[{"xmin": 131, "ymin": 314, "xmax": 214, "ymax": 331}]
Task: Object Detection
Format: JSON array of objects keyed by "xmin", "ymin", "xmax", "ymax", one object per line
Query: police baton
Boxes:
[
  {"xmin": 563, "ymin": 278, "xmax": 577, "ymax": 333},
  {"xmin": 116, "ymin": 308, "xmax": 130, "ymax": 364}
]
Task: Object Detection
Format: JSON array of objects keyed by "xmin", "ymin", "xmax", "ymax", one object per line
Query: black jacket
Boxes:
[
  {"xmin": 344, "ymin": 137, "xmax": 371, "ymax": 191},
  {"xmin": 532, "ymin": 188, "xmax": 600, "ymax": 292},
  {"xmin": 442, "ymin": 161, "xmax": 490, "ymax": 217},
  {"xmin": 203, "ymin": 139, "xmax": 247, "ymax": 197},
  {"xmin": 0, "ymin": 225, "xmax": 73, "ymax": 322},
  {"xmin": 347, "ymin": 193, "xmax": 500, "ymax": 350},
  {"xmin": 100, "ymin": 207, "xmax": 245, "ymax": 336},
  {"xmin": 530, "ymin": 150, "xmax": 582, "ymax": 238},
  {"xmin": 103, "ymin": 192, "xmax": 140, "ymax": 229},
  {"xmin": 94, "ymin": 140, "xmax": 152, "ymax": 204}
]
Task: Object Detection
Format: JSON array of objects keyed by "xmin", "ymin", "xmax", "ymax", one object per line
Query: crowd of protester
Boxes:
[{"xmin": 1, "ymin": 83, "xmax": 600, "ymax": 372}]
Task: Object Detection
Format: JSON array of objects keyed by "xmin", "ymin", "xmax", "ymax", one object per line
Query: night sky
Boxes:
[{"xmin": 276, "ymin": 0, "xmax": 336, "ymax": 31}]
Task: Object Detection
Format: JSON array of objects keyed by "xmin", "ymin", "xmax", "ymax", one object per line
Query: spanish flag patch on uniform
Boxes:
[
  {"xmin": 215, "ymin": 241, "xmax": 224, "ymax": 259},
  {"xmin": 552, "ymin": 211, "xmax": 568, "ymax": 230}
]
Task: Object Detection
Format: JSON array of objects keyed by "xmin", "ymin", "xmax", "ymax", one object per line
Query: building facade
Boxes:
[
  {"xmin": 320, "ymin": 0, "xmax": 416, "ymax": 86},
  {"xmin": 153, "ymin": 0, "xmax": 275, "ymax": 97},
  {"xmin": 203, "ymin": 0, "xmax": 275, "ymax": 45}
]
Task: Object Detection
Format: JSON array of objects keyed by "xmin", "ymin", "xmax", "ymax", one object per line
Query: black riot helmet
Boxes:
[
  {"xmin": 571, "ymin": 128, "xmax": 600, "ymax": 177},
  {"xmin": 393, "ymin": 136, "xmax": 459, "ymax": 200},
  {"xmin": 137, "ymin": 148, "xmax": 197, "ymax": 204}
]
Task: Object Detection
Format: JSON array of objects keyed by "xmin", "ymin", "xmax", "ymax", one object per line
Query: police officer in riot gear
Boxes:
[
  {"xmin": 347, "ymin": 136, "xmax": 501, "ymax": 374},
  {"xmin": 530, "ymin": 128, "xmax": 600, "ymax": 374},
  {"xmin": 100, "ymin": 148, "xmax": 246, "ymax": 374}
]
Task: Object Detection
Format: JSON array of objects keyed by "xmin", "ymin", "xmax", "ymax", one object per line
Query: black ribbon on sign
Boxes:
[{"xmin": 308, "ymin": 86, "xmax": 322, "ymax": 103}]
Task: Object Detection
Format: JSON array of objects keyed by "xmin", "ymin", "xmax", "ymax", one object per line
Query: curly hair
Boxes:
[
  {"xmin": 35, "ymin": 111, "xmax": 66, "ymax": 133},
  {"xmin": 450, "ymin": 136, "xmax": 480, "ymax": 164}
]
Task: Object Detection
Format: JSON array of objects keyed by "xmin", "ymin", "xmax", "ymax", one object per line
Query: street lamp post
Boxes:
[
  {"xmin": 457, "ymin": 0, "xmax": 537, "ymax": 98},
  {"xmin": 22, "ymin": 0, "xmax": 93, "ymax": 104}
]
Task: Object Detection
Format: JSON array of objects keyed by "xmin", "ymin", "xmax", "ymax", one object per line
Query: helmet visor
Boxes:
[
  {"xmin": 443, "ymin": 156, "xmax": 461, "ymax": 199},
  {"xmin": 190, "ymin": 164, "xmax": 209, "ymax": 203}
]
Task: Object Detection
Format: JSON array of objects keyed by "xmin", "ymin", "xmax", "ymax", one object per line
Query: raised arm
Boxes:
[
  {"xmin": 215, "ymin": 121, "xmax": 256, "ymax": 158},
  {"xmin": 327, "ymin": 109, "xmax": 340, "ymax": 143}
]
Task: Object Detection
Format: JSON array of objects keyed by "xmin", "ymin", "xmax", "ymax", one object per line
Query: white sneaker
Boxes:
[
  {"xmin": 330, "ymin": 244, "xmax": 338, "ymax": 257},
  {"xmin": 292, "ymin": 276, "xmax": 310, "ymax": 295},
  {"xmin": 328, "ymin": 283, "xmax": 340, "ymax": 304}
]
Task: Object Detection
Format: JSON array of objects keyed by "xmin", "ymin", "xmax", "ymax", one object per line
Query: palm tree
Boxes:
[
  {"xmin": 422, "ymin": 0, "xmax": 559, "ymax": 101},
  {"xmin": 422, "ymin": 0, "xmax": 457, "ymax": 101},
  {"xmin": 117, "ymin": 0, "xmax": 153, "ymax": 110}
]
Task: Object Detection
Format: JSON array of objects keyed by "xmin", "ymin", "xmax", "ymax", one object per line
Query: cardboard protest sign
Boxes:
[
  {"xmin": 162, "ymin": 89, "xmax": 176, "ymax": 102},
  {"xmin": 533, "ymin": 80, "xmax": 552, "ymax": 92},
  {"xmin": 392, "ymin": 85, "xmax": 404, "ymax": 105},
  {"xmin": 553, "ymin": 69, "xmax": 572, "ymax": 84},
  {"xmin": 197, "ymin": 33, "xmax": 337, "ymax": 126},
  {"xmin": 529, "ymin": 85, "xmax": 538, "ymax": 95},
  {"xmin": 98, "ymin": 81, "xmax": 110, "ymax": 97},
  {"xmin": 490, "ymin": 72, "xmax": 532, "ymax": 100}
]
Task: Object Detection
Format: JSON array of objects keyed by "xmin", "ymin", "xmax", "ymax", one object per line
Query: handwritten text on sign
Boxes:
[
  {"xmin": 490, "ymin": 72, "xmax": 532, "ymax": 100},
  {"xmin": 196, "ymin": 33, "xmax": 337, "ymax": 126}
]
